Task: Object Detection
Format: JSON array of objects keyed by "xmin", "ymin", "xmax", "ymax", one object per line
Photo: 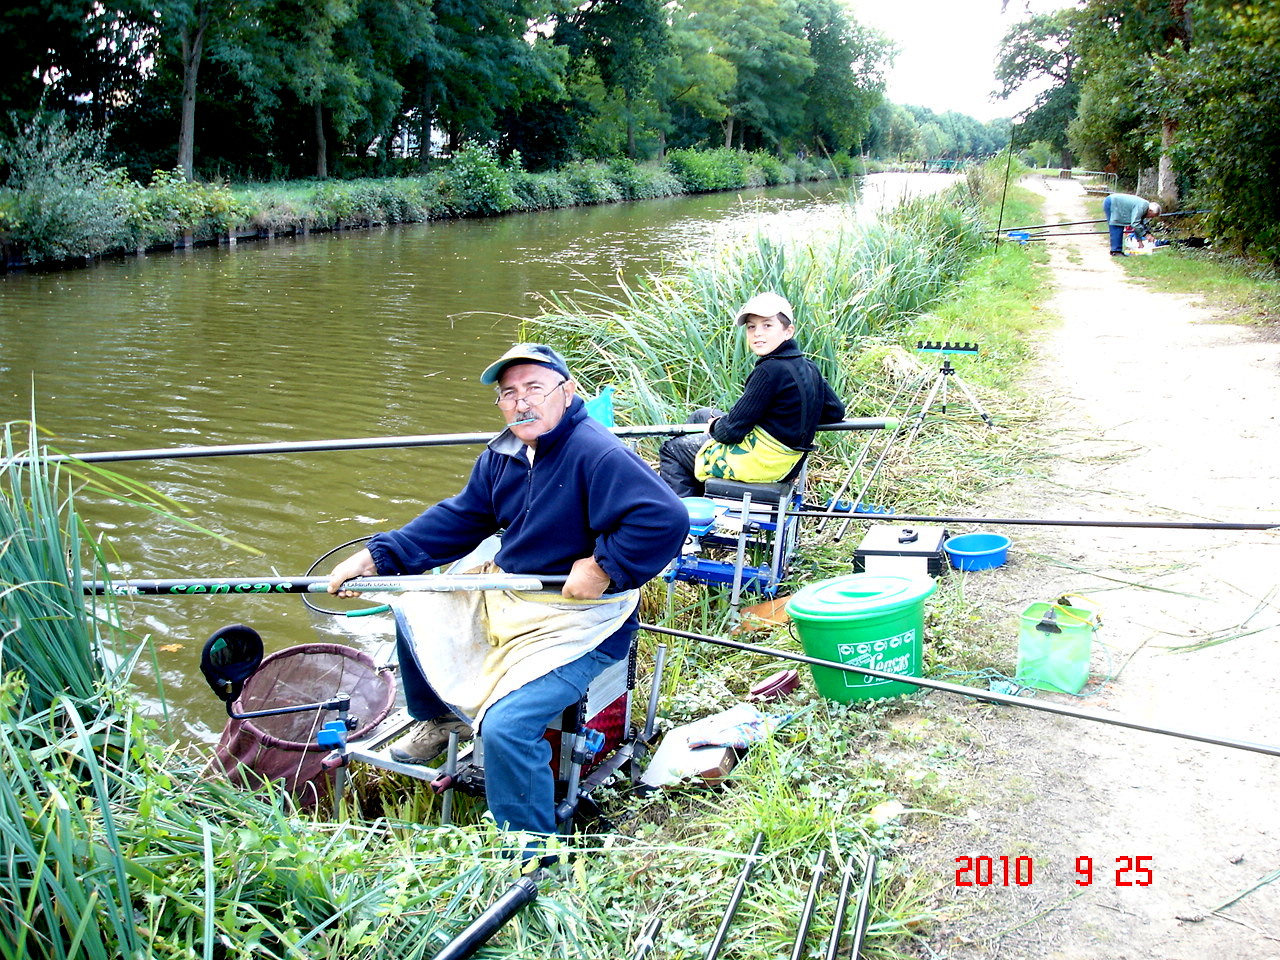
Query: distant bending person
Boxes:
[
  {"xmin": 327, "ymin": 342, "xmax": 688, "ymax": 842},
  {"xmin": 658, "ymin": 292, "xmax": 845, "ymax": 499},
  {"xmin": 1103, "ymin": 192, "xmax": 1161, "ymax": 256}
]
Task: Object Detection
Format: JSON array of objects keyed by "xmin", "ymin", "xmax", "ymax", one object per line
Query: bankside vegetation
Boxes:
[
  {"xmin": 0, "ymin": 123, "xmax": 851, "ymax": 263},
  {"xmin": 996, "ymin": 0, "xmax": 1280, "ymax": 267},
  {"xmin": 3, "ymin": 171, "xmax": 1052, "ymax": 959}
]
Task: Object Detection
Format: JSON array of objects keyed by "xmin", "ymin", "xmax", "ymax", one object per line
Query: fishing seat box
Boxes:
[{"xmin": 854, "ymin": 524, "xmax": 947, "ymax": 578}]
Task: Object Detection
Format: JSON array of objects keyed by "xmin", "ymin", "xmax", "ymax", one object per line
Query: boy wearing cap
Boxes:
[
  {"xmin": 327, "ymin": 343, "xmax": 687, "ymax": 841},
  {"xmin": 659, "ymin": 292, "xmax": 845, "ymax": 498}
]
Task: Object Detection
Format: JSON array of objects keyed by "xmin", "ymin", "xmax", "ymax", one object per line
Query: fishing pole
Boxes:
[
  {"xmin": 83, "ymin": 573, "xmax": 568, "ymax": 596},
  {"xmin": 789, "ymin": 850, "xmax": 828, "ymax": 960},
  {"xmin": 705, "ymin": 832, "xmax": 765, "ymax": 960},
  {"xmin": 994, "ymin": 210, "xmax": 1203, "ymax": 234},
  {"xmin": 848, "ymin": 852, "xmax": 877, "ymax": 960},
  {"xmin": 639, "ymin": 623, "xmax": 1280, "ymax": 758},
  {"xmin": 432, "ymin": 875, "xmax": 540, "ymax": 960},
  {"xmin": 991, "ymin": 217, "xmax": 1106, "ymax": 232},
  {"xmin": 824, "ymin": 860, "xmax": 856, "ymax": 960},
  {"xmin": 789, "ymin": 508, "xmax": 1280, "ymax": 532},
  {"xmin": 25, "ymin": 419, "xmax": 895, "ymax": 466},
  {"xmin": 630, "ymin": 915, "xmax": 663, "ymax": 960},
  {"xmin": 1015, "ymin": 231, "xmax": 1110, "ymax": 239}
]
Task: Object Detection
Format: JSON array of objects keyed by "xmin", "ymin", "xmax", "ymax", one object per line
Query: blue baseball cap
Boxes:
[{"xmin": 479, "ymin": 342, "xmax": 572, "ymax": 385}]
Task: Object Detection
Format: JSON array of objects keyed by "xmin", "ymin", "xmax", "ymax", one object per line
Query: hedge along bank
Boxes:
[{"xmin": 1, "ymin": 137, "xmax": 856, "ymax": 268}]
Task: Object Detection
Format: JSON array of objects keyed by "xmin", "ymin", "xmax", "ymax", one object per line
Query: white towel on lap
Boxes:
[{"xmin": 391, "ymin": 563, "xmax": 638, "ymax": 727}]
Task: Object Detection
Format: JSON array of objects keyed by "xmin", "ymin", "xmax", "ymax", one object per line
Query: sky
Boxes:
[{"xmin": 845, "ymin": 0, "xmax": 1077, "ymax": 123}]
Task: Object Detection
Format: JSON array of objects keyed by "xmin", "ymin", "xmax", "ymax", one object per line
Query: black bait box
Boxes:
[{"xmin": 854, "ymin": 524, "xmax": 948, "ymax": 578}]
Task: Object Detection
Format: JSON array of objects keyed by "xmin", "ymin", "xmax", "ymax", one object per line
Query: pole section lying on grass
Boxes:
[
  {"xmin": 640, "ymin": 624, "xmax": 1280, "ymax": 758},
  {"xmin": 431, "ymin": 876, "xmax": 539, "ymax": 960},
  {"xmin": 83, "ymin": 573, "xmax": 567, "ymax": 595},
  {"xmin": 705, "ymin": 832, "xmax": 765, "ymax": 960},
  {"xmin": 849, "ymin": 852, "xmax": 878, "ymax": 960},
  {"xmin": 31, "ymin": 419, "xmax": 896, "ymax": 466}
]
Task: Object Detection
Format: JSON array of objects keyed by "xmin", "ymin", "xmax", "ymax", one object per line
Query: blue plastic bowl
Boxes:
[
  {"xmin": 681, "ymin": 496, "xmax": 719, "ymax": 530},
  {"xmin": 943, "ymin": 533, "xmax": 1011, "ymax": 571}
]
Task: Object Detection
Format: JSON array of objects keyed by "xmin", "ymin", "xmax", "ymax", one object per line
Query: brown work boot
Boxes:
[{"xmin": 389, "ymin": 716, "xmax": 473, "ymax": 765}]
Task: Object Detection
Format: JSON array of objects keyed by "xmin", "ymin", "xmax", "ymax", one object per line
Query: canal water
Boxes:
[{"xmin": 0, "ymin": 174, "xmax": 955, "ymax": 742}]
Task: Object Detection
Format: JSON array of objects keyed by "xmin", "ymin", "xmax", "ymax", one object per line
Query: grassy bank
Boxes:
[
  {"xmin": 0, "ymin": 142, "xmax": 853, "ymax": 267},
  {"xmin": 4, "ymin": 165, "xmax": 1066, "ymax": 959}
]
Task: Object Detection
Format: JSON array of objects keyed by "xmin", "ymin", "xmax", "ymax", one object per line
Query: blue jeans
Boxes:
[
  {"xmin": 396, "ymin": 628, "xmax": 616, "ymax": 836},
  {"xmin": 1103, "ymin": 195, "xmax": 1124, "ymax": 253}
]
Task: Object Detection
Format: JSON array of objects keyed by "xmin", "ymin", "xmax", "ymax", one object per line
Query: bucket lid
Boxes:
[{"xmin": 786, "ymin": 573, "xmax": 936, "ymax": 621}]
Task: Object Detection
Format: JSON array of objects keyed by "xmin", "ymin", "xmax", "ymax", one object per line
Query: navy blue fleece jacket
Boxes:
[
  {"xmin": 710, "ymin": 339, "xmax": 845, "ymax": 450},
  {"xmin": 366, "ymin": 396, "xmax": 689, "ymax": 657}
]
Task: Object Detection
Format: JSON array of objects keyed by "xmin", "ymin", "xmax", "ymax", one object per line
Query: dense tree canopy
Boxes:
[
  {"xmin": 0, "ymin": 0, "xmax": 1005, "ymax": 182},
  {"xmin": 996, "ymin": 0, "xmax": 1279, "ymax": 265}
]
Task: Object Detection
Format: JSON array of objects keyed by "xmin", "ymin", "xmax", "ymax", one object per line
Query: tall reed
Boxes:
[
  {"xmin": 0, "ymin": 423, "xmax": 115, "ymax": 713},
  {"xmin": 533, "ymin": 187, "xmax": 985, "ymax": 433}
]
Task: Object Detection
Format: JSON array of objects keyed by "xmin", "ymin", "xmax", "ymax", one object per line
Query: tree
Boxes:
[
  {"xmin": 1067, "ymin": 0, "xmax": 1191, "ymax": 194},
  {"xmin": 797, "ymin": 0, "xmax": 890, "ymax": 155},
  {"xmin": 697, "ymin": 0, "xmax": 815, "ymax": 150},
  {"xmin": 331, "ymin": 0, "xmax": 435, "ymax": 172},
  {"xmin": 995, "ymin": 7, "xmax": 1083, "ymax": 166},
  {"xmin": 553, "ymin": 0, "xmax": 670, "ymax": 158},
  {"xmin": 408, "ymin": 0, "xmax": 565, "ymax": 158},
  {"xmin": 647, "ymin": 2, "xmax": 737, "ymax": 152},
  {"xmin": 1151, "ymin": 1, "xmax": 1280, "ymax": 265},
  {"xmin": 865, "ymin": 101, "xmax": 920, "ymax": 160}
]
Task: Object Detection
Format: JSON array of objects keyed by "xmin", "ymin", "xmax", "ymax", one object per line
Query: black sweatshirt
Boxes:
[{"xmin": 709, "ymin": 339, "xmax": 845, "ymax": 451}]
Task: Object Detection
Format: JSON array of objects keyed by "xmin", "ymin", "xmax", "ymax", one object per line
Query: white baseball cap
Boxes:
[{"xmin": 735, "ymin": 292, "xmax": 794, "ymax": 325}]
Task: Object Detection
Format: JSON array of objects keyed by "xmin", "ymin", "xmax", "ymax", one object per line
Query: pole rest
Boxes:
[
  {"xmin": 573, "ymin": 729, "xmax": 607, "ymax": 764},
  {"xmin": 317, "ymin": 719, "xmax": 351, "ymax": 771},
  {"xmin": 916, "ymin": 340, "xmax": 980, "ymax": 354},
  {"xmin": 822, "ymin": 499, "xmax": 894, "ymax": 515}
]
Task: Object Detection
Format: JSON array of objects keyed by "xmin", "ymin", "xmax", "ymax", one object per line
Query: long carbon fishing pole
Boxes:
[
  {"xmin": 824, "ymin": 861, "xmax": 856, "ymax": 960},
  {"xmin": 432, "ymin": 876, "xmax": 539, "ymax": 960},
  {"xmin": 848, "ymin": 852, "xmax": 878, "ymax": 960},
  {"xmin": 26, "ymin": 419, "xmax": 895, "ymax": 466},
  {"xmin": 991, "ymin": 217, "xmax": 1105, "ymax": 232},
  {"xmin": 705, "ymin": 832, "xmax": 765, "ymax": 960},
  {"xmin": 789, "ymin": 507, "xmax": 1279, "ymax": 532},
  {"xmin": 83, "ymin": 573, "xmax": 568, "ymax": 596},
  {"xmin": 789, "ymin": 850, "xmax": 828, "ymax": 960},
  {"xmin": 993, "ymin": 211, "xmax": 1201, "ymax": 233},
  {"xmin": 640, "ymin": 623, "xmax": 1280, "ymax": 758}
]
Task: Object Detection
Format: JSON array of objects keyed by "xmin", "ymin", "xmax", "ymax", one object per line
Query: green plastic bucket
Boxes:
[
  {"xmin": 785, "ymin": 574, "xmax": 937, "ymax": 702},
  {"xmin": 1015, "ymin": 599, "xmax": 1100, "ymax": 694}
]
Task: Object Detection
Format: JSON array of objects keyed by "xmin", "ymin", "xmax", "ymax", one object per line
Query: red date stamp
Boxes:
[{"xmin": 954, "ymin": 855, "xmax": 1154, "ymax": 887}]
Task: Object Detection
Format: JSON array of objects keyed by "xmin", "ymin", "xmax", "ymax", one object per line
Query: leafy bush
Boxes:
[
  {"xmin": 664, "ymin": 147, "xmax": 754, "ymax": 191},
  {"xmin": 755, "ymin": 153, "xmax": 786, "ymax": 186},
  {"xmin": 509, "ymin": 168, "xmax": 576, "ymax": 210},
  {"xmin": 561, "ymin": 160, "xmax": 624, "ymax": 204},
  {"xmin": 125, "ymin": 168, "xmax": 248, "ymax": 245},
  {"xmin": 830, "ymin": 152, "xmax": 863, "ymax": 178},
  {"xmin": 1154, "ymin": 22, "xmax": 1280, "ymax": 267},
  {"xmin": 606, "ymin": 159, "xmax": 682, "ymax": 200},
  {"xmin": 438, "ymin": 142, "xmax": 519, "ymax": 215},
  {"xmin": 1, "ymin": 111, "xmax": 133, "ymax": 261}
]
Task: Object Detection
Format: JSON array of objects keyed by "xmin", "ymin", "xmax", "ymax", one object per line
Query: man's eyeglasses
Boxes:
[{"xmin": 494, "ymin": 379, "xmax": 567, "ymax": 410}]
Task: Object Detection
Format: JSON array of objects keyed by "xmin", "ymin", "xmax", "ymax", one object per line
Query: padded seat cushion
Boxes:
[{"xmin": 704, "ymin": 477, "xmax": 795, "ymax": 505}]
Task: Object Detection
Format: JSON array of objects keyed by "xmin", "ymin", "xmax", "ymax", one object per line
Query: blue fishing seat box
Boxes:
[{"xmin": 855, "ymin": 524, "xmax": 947, "ymax": 578}]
